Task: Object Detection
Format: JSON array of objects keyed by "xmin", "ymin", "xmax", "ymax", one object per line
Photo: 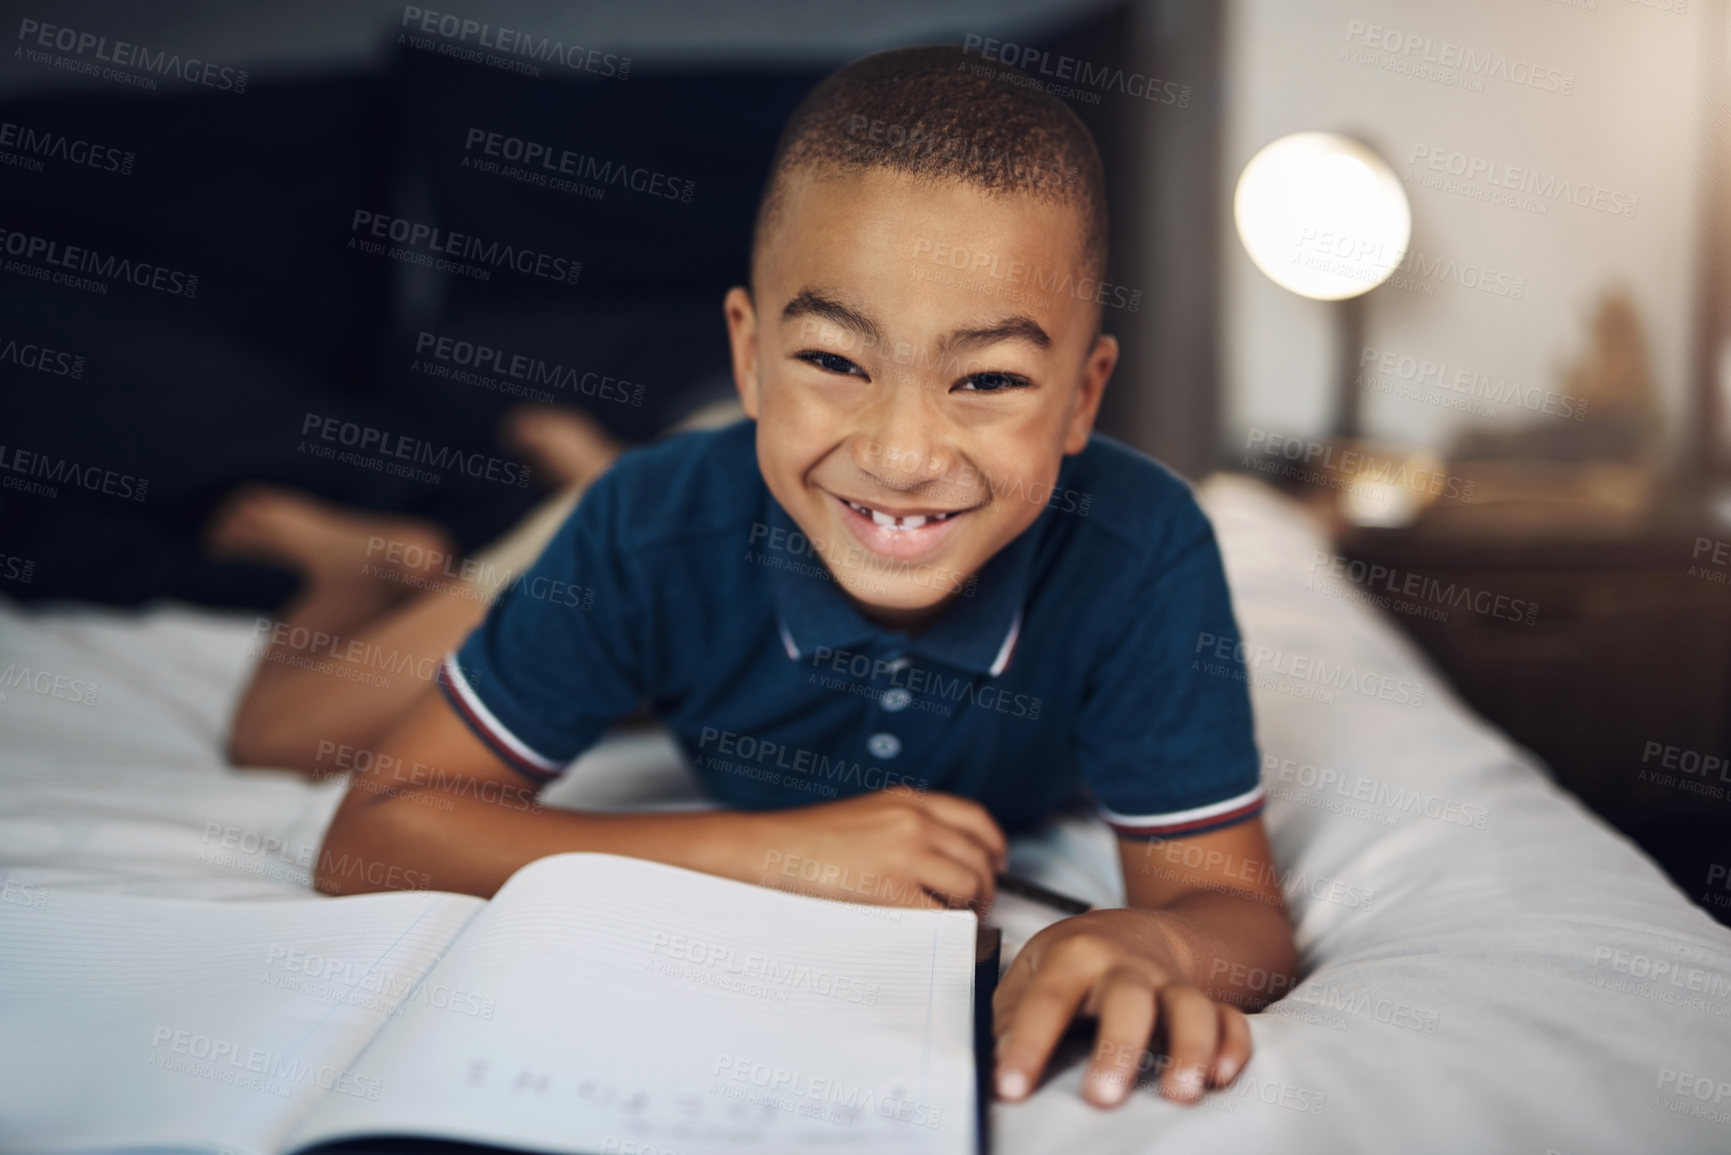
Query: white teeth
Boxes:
[{"xmin": 846, "ymin": 498, "xmax": 959, "ymax": 529}]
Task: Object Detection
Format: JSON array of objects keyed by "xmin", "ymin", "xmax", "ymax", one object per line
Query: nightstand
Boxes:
[{"xmin": 1336, "ymin": 520, "xmax": 1731, "ymax": 925}]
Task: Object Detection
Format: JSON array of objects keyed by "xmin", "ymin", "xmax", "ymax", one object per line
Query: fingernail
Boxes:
[
  {"xmin": 1215, "ymin": 1058, "xmax": 1238, "ymax": 1084},
  {"xmin": 1172, "ymin": 1067, "xmax": 1203, "ymax": 1099},
  {"xmin": 1088, "ymin": 1071, "xmax": 1128, "ymax": 1105},
  {"xmin": 997, "ymin": 1069, "xmax": 1029, "ymax": 1100}
]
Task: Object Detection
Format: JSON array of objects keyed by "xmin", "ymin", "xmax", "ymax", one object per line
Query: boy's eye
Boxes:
[
  {"xmin": 795, "ymin": 350, "xmax": 866, "ymax": 377},
  {"xmin": 954, "ymin": 372, "xmax": 1032, "ymax": 394}
]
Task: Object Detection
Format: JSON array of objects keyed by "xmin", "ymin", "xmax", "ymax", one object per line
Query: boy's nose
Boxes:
[{"xmin": 851, "ymin": 394, "xmax": 953, "ymax": 491}]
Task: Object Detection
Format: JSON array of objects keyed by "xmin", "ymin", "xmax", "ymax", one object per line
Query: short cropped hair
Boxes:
[{"xmin": 751, "ymin": 45, "xmax": 1108, "ymax": 287}]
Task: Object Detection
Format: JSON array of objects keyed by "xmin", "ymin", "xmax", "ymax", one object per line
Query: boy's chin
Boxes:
[{"xmin": 832, "ymin": 572, "xmax": 965, "ymax": 629}]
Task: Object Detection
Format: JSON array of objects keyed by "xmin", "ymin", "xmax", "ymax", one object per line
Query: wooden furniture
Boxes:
[{"xmin": 1338, "ymin": 519, "xmax": 1731, "ymax": 925}]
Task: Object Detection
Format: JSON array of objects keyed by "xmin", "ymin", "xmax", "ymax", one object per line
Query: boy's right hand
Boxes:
[{"xmin": 741, "ymin": 788, "xmax": 1007, "ymax": 911}]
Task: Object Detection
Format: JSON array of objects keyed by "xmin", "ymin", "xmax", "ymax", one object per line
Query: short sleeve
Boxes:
[
  {"xmin": 1077, "ymin": 499, "xmax": 1263, "ymax": 839},
  {"xmin": 440, "ymin": 470, "xmax": 646, "ymax": 781}
]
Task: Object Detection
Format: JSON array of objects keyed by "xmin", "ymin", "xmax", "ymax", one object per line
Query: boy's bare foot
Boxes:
[
  {"xmin": 500, "ymin": 404, "xmax": 624, "ymax": 488},
  {"xmin": 206, "ymin": 486, "xmax": 458, "ymax": 602}
]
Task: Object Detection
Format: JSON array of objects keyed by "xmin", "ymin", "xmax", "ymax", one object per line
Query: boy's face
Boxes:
[{"xmin": 726, "ymin": 168, "xmax": 1117, "ymax": 631}]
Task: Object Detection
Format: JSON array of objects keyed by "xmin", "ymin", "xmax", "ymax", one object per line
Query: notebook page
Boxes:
[
  {"xmin": 290, "ymin": 853, "xmax": 979, "ymax": 1155},
  {"xmin": 0, "ymin": 887, "xmax": 483, "ymax": 1155}
]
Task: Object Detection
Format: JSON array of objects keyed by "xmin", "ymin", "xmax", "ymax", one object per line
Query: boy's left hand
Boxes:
[{"xmin": 992, "ymin": 908, "xmax": 1251, "ymax": 1108}]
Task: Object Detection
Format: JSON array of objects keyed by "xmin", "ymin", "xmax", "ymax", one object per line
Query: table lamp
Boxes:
[{"xmin": 1233, "ymin": 131, "xmax": 1413, "ymax": 441}]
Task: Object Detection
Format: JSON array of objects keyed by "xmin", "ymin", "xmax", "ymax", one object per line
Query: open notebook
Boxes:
[{"xmin": 0, "ymin": 853, "xmax": 981, "ymax": 1155}]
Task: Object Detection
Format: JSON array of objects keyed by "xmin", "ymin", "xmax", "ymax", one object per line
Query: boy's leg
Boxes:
[
  {"xmin": 216, "ymin": 489, "xmax": 497, "ymax": 774},
  {"xmin": 219, "ymin": 407, "xmax": 624, "ymax": 775}
]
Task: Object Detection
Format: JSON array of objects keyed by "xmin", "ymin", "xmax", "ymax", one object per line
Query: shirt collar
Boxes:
[{"xmin": 763, "ymin": 490, "xmax": 1039, "ymax": 678}]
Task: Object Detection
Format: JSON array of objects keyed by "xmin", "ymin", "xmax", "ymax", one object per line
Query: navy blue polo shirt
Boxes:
[{"xmin": 440, "ymin": 419, "xmax": 1263, "ymax": 839}]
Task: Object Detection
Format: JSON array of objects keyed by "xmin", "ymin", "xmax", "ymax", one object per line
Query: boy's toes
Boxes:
[
  {"xmin": 204, "ymin": 484, "xmax": 293, "ymax": 561},
  {"xmin": 499, "ymin": 404, "xmax": 622, "ymax": 489},
  {"xmin": 203, "ymin": 486, "xmax": 456, "ymax": 591}
]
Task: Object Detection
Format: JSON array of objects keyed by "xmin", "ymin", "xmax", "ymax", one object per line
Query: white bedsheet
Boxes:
[{"xmin": 2, "ymin": 475, "xmax": 1728, "ymax": 1153}]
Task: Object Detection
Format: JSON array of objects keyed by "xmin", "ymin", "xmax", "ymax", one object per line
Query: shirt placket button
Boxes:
[{"xmin": 867, "ymin": 731, "xmax": 902, "ymax": 759}]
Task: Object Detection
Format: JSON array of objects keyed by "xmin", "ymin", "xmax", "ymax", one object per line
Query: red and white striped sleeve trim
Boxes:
[
  {"xmin": 1098, "ymin": 784, "xmax": 1266, "ymax": 839},
  {"xmin": 438, "ymin": 653, "xmax": 566, "ymax": 780}
]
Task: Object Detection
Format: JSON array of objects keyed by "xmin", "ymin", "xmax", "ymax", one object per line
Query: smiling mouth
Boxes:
[{"xmin": 839, "ymin": 498, "xmax": 969, "ymax": 530}]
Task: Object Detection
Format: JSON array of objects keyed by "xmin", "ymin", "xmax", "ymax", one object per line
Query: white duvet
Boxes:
[{"xmin": 2, "ymin": 475, "xmax": 1728, "ymax": 1153}]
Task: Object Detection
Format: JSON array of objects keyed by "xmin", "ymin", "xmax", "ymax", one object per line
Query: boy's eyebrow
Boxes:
[
  {"xmin": 782, "ymin": 288, "xmax": 1052, "ymax": 353},
  {"xmin": 782, "ymin": 289, "xmax": 884, "ymax": 345},
  {"xmin": 939, "ymin": 316, "xmax": 1051, "ymax": 353}
]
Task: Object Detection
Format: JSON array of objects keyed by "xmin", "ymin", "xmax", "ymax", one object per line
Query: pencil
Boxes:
[{"xmin": 994, "ymin": 873, "xmax": 1093, "ymax": 915}]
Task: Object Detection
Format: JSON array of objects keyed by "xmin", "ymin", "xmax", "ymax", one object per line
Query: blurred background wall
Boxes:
[
  {"xmin": 1221, "ymin": 0, "xmax": 1711, "ymax": 450},
  {"xmin": 6, "ymin": 0, "xmax": 1717, "ymax": 474}
]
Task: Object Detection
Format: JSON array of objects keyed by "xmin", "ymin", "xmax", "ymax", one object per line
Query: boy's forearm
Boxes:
[
  {"xmin": 316, "ymin": 789, "xmax": 763, "ymax": 898},
  {"xmin": 1133, "ymin": 892, "xmax": 1300, "ymax": 1010}
]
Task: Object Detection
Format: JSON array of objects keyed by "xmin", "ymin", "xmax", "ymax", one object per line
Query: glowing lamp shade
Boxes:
[{"xmin": 1234, "ymin": 132, "xmax": 1412, "ymax": 302}]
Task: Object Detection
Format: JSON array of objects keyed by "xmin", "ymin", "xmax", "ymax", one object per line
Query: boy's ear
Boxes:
[
  {"xmin": 1065, "ymin": 331, "xmax": 1118, "ymax": 455},
  {"xmin": 724, "ymin": 286, "xmax": 761, "ymax": 419}
]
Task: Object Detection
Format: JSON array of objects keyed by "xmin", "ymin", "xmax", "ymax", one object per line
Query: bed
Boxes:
[{"xmin": 3, "ymin": 474, "xmax": 1729, "ymax": 1153}]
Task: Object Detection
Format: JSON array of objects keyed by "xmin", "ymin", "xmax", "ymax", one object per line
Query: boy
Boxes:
[{"xmin": 287, "ymin": 46, "xmax": 1296, "ymax": 1110}]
